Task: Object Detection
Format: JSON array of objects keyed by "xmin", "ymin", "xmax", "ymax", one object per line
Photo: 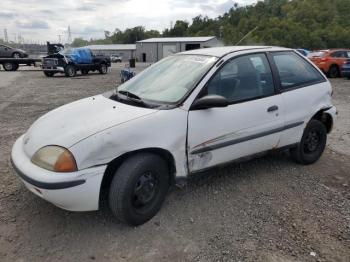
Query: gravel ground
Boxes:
[{"xmin": 0, "ymin": 64, "xmax": 349, "ymax": 262}]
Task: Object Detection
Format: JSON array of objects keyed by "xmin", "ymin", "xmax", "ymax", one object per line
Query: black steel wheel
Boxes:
[
  {"xmin": 99, "ymin": 63, "xmax": 108, "ymax": 74},
  {"xmin": 290, "ymin": 120, "xmax": 327, "ymax": 165},
  {"xmin": 64, "ymin": 65, "xmax": 76, "ymax": 77},
  {"xmin": 108, "ymin": 153, "xmax": 170, "ymax": 226}
]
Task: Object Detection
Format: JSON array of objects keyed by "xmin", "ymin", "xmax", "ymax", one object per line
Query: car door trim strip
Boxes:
[{"xmin": 190, "ymin": 121, "xmax": 304, "ymax": 154}]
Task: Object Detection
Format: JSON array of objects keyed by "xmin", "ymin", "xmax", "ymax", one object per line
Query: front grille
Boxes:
[{"xmin": 43, "ymin": 58, "xmax": 58, "ymax": 67}]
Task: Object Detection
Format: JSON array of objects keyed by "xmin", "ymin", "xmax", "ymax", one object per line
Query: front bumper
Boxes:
[
  {"xmin": 11, "ymin": 135, "xmax": 107, "ymax": 211},
  {"xmin": 42, "ymin": 66, "xmax": 65, "ymax": 73}
]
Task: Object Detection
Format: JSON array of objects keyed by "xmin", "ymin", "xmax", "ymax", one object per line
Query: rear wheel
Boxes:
[
  {"xmin": 328, "ymin": 65, "xmax": 340, "ymax": 78},
  {"xmin": 44, "ymin": 72, "xmax": 54, "ymax": 77},
  {"xmin": 99, "ymin": 63, "xmax": 108, "ymax": 74},
  {"xmin": 64, "ymin": 65, "xmax": 76, "ymax": 77},
  {"xmin": 108, "ymin": 153, "xmax": 170, "ymax": 226},
  {"xmin": 290, "ymin": 120, "xmax": 327, "ymax": 165}
]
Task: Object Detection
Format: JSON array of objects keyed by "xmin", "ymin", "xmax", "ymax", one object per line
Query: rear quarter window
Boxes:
[{"xmin": 272, "ymin": 51, "xmax": 325, "ymax": 90}]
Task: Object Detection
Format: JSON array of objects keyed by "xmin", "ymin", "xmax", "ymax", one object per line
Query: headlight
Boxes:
[{"xmin": 31, "ymin": 146, "xmax": 77, "ymax": 172}]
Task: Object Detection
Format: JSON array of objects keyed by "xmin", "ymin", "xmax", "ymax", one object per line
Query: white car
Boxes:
[{"xmin": 11, "ymin": 46, "xmax": 337, "ymax": 225}]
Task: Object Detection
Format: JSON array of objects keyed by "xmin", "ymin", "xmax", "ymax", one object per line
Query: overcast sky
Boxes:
[{"xmin": 1, "ymin": 0, "xmax": 258, "ymax": 44}]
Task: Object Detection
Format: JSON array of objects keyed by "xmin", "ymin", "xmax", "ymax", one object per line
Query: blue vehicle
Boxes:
[
  {"xmin": 341, "ymin": 59, "xmax": 350, "ymax": 79},
  {"xmin": 42, "ymin": 47, "xmax": 111, "ymax": 77},
  {"xmin": 120, "ymin": 68, "xmax": 135, "ymax": 82},
  {"xmin": 296, "ymin": 49, "xmax": 310, "ymax": 56}
]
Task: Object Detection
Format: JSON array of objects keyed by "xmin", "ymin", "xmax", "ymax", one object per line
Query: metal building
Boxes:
[
  {"xmin": 84, "ymin": 44, "xmax": 136, "ymax": 61},
  {"xmin": 135, "ymin": 36, "xmax": 223, "ymax": 63}
]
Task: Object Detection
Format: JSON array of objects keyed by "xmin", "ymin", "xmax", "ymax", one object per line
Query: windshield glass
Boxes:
[{"xmin": 117, "ymin": 55, "xmax": 217, "ymax": 104}]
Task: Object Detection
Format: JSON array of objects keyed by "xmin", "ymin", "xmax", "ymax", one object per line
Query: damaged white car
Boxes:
[{"xmin": 11, "ymin": 46, "xmax": 337, "ymax": 225}]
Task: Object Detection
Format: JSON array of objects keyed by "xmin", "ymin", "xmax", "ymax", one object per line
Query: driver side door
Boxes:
[{"xmin": 187, "ymin": 53, "xmax": 285, "ymax": 172}]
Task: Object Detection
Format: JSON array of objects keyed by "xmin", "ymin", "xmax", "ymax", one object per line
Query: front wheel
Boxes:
[
  {"xmin": 109, "ymin": 153, "xmax": 170, "ymax": 226},
  {"xmin": 12, "ymin": 52, "xmax": 21, "ymax": 58},
  {"xmin": 290, "ymin": 120, "xmax": 327, "ymax": 165},
  {"xmin": 64, "ymin": 65, "xmax": 76, "ymax": 77},
  {"xmin": 99, "ymin": 64, "xmax": 108, "ymax": 74}
]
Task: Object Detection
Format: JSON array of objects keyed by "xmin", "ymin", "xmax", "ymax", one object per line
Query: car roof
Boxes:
[
  {"xmin": 316, "ymin": 49, "xmax": 350, "ymax": 52},
  {"xmin": 178, "ymin": 46, "xmax": 290, "ymax": 57}
]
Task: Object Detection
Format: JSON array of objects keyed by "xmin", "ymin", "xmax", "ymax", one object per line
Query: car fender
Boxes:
[{"xmin": 69, "ymin": 108, "xmax": 189, "ymax": 178}]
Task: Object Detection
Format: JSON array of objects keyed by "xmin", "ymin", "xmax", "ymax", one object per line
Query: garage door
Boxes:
[{"xmin": 162, "ymin": 44, "xmax": 177, "ymax": 58}]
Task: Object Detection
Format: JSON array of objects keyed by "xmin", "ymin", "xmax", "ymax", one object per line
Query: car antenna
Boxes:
[{"xmin": 235, "ymin": 26, "xmax": 258, "ymax": 46}]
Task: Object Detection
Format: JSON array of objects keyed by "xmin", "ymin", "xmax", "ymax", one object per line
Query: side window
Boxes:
[
  {"xmin": 272, "ymin": 52, "xmax": 325, "ymax": 90},
  {"xmin": 205, "ymin": 53, "xmax": 275, "ymax": 103},
  {"xmin": 331, "ymin": 51, "xmax": 341, "ymax": 58},
  {"xmin": 331, "ymin": 51, "xmax": 347, "ymax": 58},
  {"xmin": 346, "ymin": 51, "xmax": 350, "ymax": 58}
]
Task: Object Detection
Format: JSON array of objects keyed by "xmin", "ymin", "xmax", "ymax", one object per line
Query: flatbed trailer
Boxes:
[{"xmin": 0, "ymin": 58, "xmax": 42, "ymax": 71}]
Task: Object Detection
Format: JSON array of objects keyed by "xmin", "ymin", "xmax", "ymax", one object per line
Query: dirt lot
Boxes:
[{"xmin": 0, "ymin": 64, "xmax": 349, "ymax": 262}]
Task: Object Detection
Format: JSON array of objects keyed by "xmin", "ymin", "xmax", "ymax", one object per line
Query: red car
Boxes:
[{"xmin": 308, "ymin": 49, "xmax": 350, "ymax": 78}]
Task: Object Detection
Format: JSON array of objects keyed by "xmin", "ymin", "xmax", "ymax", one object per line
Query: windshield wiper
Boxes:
[
  {"xmin": 116, "ymin": 90, "xmax": 157, "ymax": 108},
  {"xmin": 117, "ymin": 90, "xmax": 142, "ymax": 101}
]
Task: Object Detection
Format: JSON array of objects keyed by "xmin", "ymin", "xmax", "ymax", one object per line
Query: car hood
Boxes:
[{"xmin": 23, "ymin": 94, "xmax": 158, "ymax": 157}]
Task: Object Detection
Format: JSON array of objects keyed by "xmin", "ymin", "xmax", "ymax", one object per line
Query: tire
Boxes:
[
  {"xmin": 81, "ymin": 69, "xmax": 89, "ymax": 75},
  {"xmin": 108, "ymin": 153, "xmax": 170, "ymax": 226},
  {"xmin": 44, "ymin": 72, "xmax": 54, "ymax": 77},
  {"xmin": 3, "ymin": 62, "xmax": 15, "ymax": 71},
  {"xmin": 328, "ymin": 65, "xmax": 340, "ymax": 78},
  {"xmin": 64, "ymin": 65, "xmax": 76, "ymax": 77},
  {"xmin": 99, "ymin": 63, "xmax": 108, "ymax": 74},
  {"xmin": 290, "ymin": 120, "xmax": 327, "ymax": 165},
  {"xmin": 12, "ymin": 52, "xmax": 21, "ymax": 58}
]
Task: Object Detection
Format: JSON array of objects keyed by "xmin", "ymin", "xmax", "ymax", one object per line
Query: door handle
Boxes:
[{"xmin": 267, "ymin": 105, "xmax": 278, "ymax": 112}]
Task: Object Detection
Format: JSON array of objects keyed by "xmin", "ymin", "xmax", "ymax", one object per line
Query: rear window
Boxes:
[
  {"xmin": 307, "ymin": 51, "xmax": 326, "ymax": 58},
  {"xmin": 272, "ymin": 52, "xmax": 325, "ymax": 90}
]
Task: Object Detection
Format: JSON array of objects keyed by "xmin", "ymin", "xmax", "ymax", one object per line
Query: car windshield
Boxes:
[
  {"xmin": 117, "ymin": 55, "xmax": 217, "ymax": 104},
  {"xmin": 307, "ymin": 51, "xmax": 326, "ymax": 58},
  {"xmin": 59, "ymin": 48, "xmax": 74, "ymax": 56}
]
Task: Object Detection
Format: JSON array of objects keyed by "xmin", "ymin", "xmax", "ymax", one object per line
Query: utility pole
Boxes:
[
  {"xmin": 67, "ymin": 26, "xmax": 72, "ymax": 44},
  {"xmin": 4, "ymin": 29, "xmax": 8, "ymax": 42},
  {"xmin": 58, "ymin": 34, "xmax": 62, "ymax": 43}
]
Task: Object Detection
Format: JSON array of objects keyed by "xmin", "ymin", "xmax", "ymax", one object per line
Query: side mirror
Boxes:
[{"xmin": 190, "ymin": 95, "xmax": 229, "ymax": 110}]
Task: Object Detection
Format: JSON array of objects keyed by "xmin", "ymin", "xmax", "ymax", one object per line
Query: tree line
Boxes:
[{"xmin": 72, "ymin": 0, "xmax": 350, "ymax": 50}]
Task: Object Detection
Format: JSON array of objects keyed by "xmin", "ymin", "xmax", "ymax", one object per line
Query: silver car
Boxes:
[{"xmin": 0, "ymin": 44, "xmax": 28, "ymax": 58}]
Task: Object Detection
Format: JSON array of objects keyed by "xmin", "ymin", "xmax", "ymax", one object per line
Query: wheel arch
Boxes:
[
  {"xmin": 99, "ymin": 147, "xmax": 177, "ymax": 206},
  {"xmin": 310, "ymin": 108, "xmax": 334, "ymax": 133},
  {"xmin": 328, "ymin": 63, "xmax": 340, "ymax": 73}
]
